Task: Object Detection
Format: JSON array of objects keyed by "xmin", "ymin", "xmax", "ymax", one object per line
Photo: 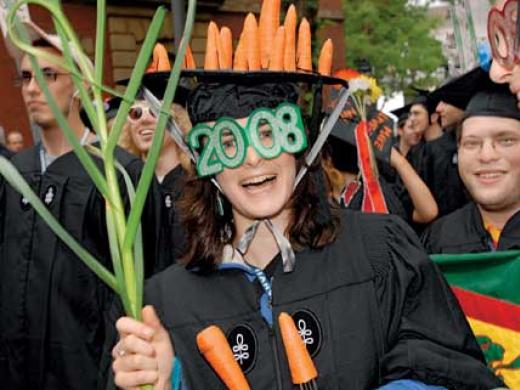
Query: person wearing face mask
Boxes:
[
  {"xmin": 0, "ymin": 24, "xmax": 164, "ymax": 389},
  {"xmin": 101, "ymin": 4, "xmax": 503, "ymax": 389}
]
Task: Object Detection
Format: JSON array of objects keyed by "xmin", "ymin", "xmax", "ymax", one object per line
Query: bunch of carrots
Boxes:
[
  {"xmin": 179, "ymin": 0, "xmax": 333, "ymax": 75},
  {"xmin": 197, "ymin": 313, "xmax": 319, "ymax": 390}
]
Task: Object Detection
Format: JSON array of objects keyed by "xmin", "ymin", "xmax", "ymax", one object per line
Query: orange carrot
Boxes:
[
  {"xmin": 219, "ymin": 27, "xmax": 233, "ymax": 70},
  {"xmin": 269, "ymin": 26, "xmax": 285, "ymax": 71},
  {"xmin": 283, "ymin": 4, "xmax": 297, "ymax": 71},
  {"xmin": 318, "ymin": 38, "xmax": 333, "ymax": 76},
  {"xmin": 278, "ymin": 312, "xmax": 318, "ymax": 385},
  {"xmin": 296, "ymin": 17, "xmax": 312, "ymax": 72},
  {"xmin": 244, "ymin": 13, "xmax": 261, "ymax": 71},
  {"xmin": 146, "ymin": 43, "xmax": 171, "ymax": 73},
  {"xmin": 259, "ymin": 0, "xmax": 281, "ymax": 69},
  {"xmin": 196, "ymin": 326, "xmax": 251, "ymax": 390},
  {"xmin": 184, "ymin": 43, "xmax": 197, "ymax": 69},
  {"xmin": 204, "ymin": 21, "xmax": 220, "ymax": 70},
  {"xmin": 233, "ymin": 31, "xmax": 248, "ymax": 71}
]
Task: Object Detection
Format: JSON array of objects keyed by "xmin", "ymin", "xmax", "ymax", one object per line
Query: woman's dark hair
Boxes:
[{"xmin": 177, "ymin": 157, "xmax": 340, "ymax": 272}]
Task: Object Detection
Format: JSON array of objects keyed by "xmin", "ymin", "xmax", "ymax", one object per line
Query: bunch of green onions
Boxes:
[{"xmin": 0, "ymin": 1, "xmax": 195, "ymax": 386}]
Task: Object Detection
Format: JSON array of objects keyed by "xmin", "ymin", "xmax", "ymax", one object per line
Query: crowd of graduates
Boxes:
[{"xmin": 0, "ymin": 0, "xmax": 519, "ymax": 389}]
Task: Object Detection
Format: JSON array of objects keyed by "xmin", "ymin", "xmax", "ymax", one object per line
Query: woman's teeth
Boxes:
[{"xmin": 242, "ymin": 175, "xmax": 276, "ymax": 187}]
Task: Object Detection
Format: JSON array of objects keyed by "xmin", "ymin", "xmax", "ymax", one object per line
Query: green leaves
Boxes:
[
  {"xmin": 341, "ymin": 0, "xmax": 445, "ymax": 94},
  {"xmin": 3, "ymin": 0, "xmax": 195, "ymax": 336},
  {"xmin": 0, "ymin": 156, "xmax": 118, "ymax": 291}
]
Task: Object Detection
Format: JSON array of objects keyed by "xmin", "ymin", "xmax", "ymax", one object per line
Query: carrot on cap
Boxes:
[
  {"xmin": 269, "ymin": 26, "xmax": 285, "ymax": 71},
  {"xmin": 219, "ymin": 27, "xmax": 233, "ymax": 70},
  {"xmin": 283, "ymin": 4, "xmax": 297, "ymax": 72},
  {"xmin": 183, "ymin": 43, "xmax": 197, "ymax": 69},
  {"xmin": 233, "ymin": 31, "xmax": 248, "ymax": 71},
  {"xmin": 278, "ymin": 312, "xmax": 318, "ymax": 385},
  {"xmin": 146, "ymin": 43, "xmax": 171, "ymax": 73},
  {"xmin": 196, "ymin": 325, "xmax": 251, "ymax": 390},
  {"xmin": 204, "ymin": 21, "xmax": 220, "ymax": 70},
  {"xmin": 296, "ymin": 17, "xmax": 312, "ymax": 72},
  {"xmin": 244, "ymin": 13, "xmax": 261, "ymax": 71},
  {"xmin": 259, "ymin": 0, "xmax": 281, "ymax": 69},
  {"xmin": 318, "ymin": 38, "xmax": 333, "ymax": 76}
]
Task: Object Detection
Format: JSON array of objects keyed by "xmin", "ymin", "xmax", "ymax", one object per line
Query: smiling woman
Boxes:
[{"xmin": 178, "ymin": 79, "xmax": 335, "ymax": 271}]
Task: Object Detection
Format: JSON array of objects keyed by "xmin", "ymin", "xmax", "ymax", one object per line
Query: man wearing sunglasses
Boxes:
[
  {"xmin": 489, "ymin": 0, "xmax": 520, "ymax": 109},
  {"xmin": 0, "ymin": 26, "xmax": 165, "ymax": 390}
]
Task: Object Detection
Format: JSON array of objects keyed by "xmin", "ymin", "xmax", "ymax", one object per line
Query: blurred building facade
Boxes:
[
  {"xmin": 0, "ymin": 0, "xmax": 346, "ymax": 145},
  {"xmin": 429, "ymin": 0, "xmax": 492, "ymax": 77}
]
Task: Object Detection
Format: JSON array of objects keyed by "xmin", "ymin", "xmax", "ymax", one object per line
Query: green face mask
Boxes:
[{"xmin": 187, "ymin": 102, "xmax": 308, "ymax": 177}]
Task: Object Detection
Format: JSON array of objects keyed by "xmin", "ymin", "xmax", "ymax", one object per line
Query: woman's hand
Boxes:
[{"xmin": 112, "ymin": 305, "xmax": 174, "ymax": 390}]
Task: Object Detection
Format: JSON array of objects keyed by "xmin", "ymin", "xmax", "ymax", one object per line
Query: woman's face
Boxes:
[
  {"xmin": 216, "ymin": 117, "xmax": 296, "ymax": 225},
  {"xmin": 401, "ymin": 117, "xmax": 423, "ymax": 147},
  {"xmin": 127, "ymin": 101, "xmax": 160, "ymax": 155}
]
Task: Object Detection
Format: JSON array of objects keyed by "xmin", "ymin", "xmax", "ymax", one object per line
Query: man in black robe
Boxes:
[
  {"xmin": 422, "ymin": 85, "xmax": 520, "ymax": 254},
  {"xmin": 0, "ymin": 33, "xmax": 164, "ymax": 389}
]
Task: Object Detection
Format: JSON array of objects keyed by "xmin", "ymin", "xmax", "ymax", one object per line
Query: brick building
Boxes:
[{"xmin": 0, "ymin": 0, "xmax": 345, "ymax": 145}]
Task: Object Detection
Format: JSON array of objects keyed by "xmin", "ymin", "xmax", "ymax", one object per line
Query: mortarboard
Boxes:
[
  {"xmin": 463, "ymin": 83, "xmax": 520, "ymax": 121},
  {"xmin": 429, "ymin": 66, "xmax": 491, "ymax": 110}
]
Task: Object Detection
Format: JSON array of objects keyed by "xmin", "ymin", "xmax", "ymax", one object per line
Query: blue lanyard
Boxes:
[{"xmin": 251, "ymin": 266, "xmax": 272, "ymax": 301}]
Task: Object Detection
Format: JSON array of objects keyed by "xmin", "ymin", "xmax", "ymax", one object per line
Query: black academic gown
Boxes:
[
  {"xmin": 407, "ymin": 131, "xmax": 469, "ymax": 217},
  {"xmin": 0, "ymin": 144, "xmax": 164, "ymax": 390},
  {"xmin": 157, "ymin": 164, "xmax": 186, "ymax": 271},
  {"xmin": 103, "ymin": 211, "xmax": 502, "ymax": 389},
  {"xmin": 421, "ymin": 202, "xmax": 520, "ymax": 254}
]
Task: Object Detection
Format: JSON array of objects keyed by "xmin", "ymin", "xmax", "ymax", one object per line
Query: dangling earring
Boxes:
[
  {"xmin": 220, "ymin": 222, "xmax": 233, "ymax": 243},
  {"xmin": 216, "ymin": 191, "xmax": 225, "ymax": 217}
]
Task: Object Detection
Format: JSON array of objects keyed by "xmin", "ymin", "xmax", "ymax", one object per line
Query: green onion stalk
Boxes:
[{"xmin": 1, "ymin": 0, "xmax": 196, "ymax": 386}]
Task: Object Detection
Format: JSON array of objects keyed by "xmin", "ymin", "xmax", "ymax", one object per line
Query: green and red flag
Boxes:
[{"xmin": 432, "ymin": 251, "xmax": 520, "ymax": 388}]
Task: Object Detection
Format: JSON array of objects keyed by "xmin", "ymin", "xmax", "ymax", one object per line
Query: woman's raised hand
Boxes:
[{"xmin": 112, "ymin": 305, "xmax": 175, "ymax": 390}]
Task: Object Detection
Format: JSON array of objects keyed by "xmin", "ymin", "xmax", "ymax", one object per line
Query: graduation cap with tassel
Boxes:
[
  {"xmin": 327, "ymin": 68, "xmax": 391, "ymax": 213},
  {"xmin": 142, "ymin": 0, "xmax": 351, "ymax": 272},
  {"xmin": 138, "ymin": 0, "xmax": 366, "ymax": 387}
]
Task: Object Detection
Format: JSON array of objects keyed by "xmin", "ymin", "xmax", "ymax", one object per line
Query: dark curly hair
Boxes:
[{"xmin": 177, "ymin": 158, "xmax": 340, "ymax": 272}]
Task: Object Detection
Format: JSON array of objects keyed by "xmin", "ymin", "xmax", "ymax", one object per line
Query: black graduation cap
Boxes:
[
  {"xmin": 390, "ymin": 87, "xmax": 434, "ymax": 122},
  {"xmin": 329, "ymin": 96, "xmax": 395, "ymax": 163},
  {"xmin": 410, "ymin": 94, "xmax": 438, "ymax": 116},
  {"xmin": 391, "ymin": 104, "xmax": 411, "ymax": 123},
  {"xmin": 116, "ymin": 71, "xmax": 192, "ymax": 107},
  {"xmin": 80, "ymin": 97, "xmax": 122, "ymax": 132},
  {"xmin": 80, "ymin": 71, "xmax": 193, "ymax": 131},
  {"xmin": 463, "ymin": 83, "xmax": 520, "ymax": 121},
  {"xmin": 325, "ymin": 135, "xmax": 358, "ymax": 173},
  {"xmin": 429, "ymin": 66, "xmax": 490, "ymax": 110}
]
